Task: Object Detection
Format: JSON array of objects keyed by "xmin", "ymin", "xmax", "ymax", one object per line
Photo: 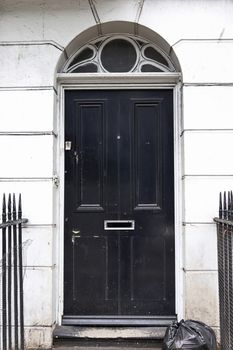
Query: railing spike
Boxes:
[
  {"xmin": 219, "ymin": 192, "xmax": 223, "ymax": 219},
  {"xmin": 18, "ymin": 193, "xmax": 22, "ymax": 213},
  {"xmin": 8, "ymin": 193, "xmax": 11, "ymax": 210},
  {"xmin": 224, "ymin": 191, "xmax": 227, "ymax": 219},
  {"xmin": 231, "ymin": 191, "xmax": 233, "ymax": 220},
  {"xmin": 3, "ymin": 193, "xmax": 6, "ymax": 212},
  {"xmin": 13, "ymin": 193, "xmax": 16, "ymax": 215},
  {"xmin": 228, "ymin": 191, "xmax": 231, "ymax": 220}
]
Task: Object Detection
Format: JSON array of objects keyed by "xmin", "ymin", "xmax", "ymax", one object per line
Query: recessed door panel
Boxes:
[
  {"xmin": 64, "ymin": 89, "xmax": 175, "ymax": 322},
  {"xmin": 75, "ymin": 101, "xmax": 105, "ymax": 211},
  {"xmin": 72, "ymin": 235, "xmax": 118, "ymax": 315},
  {"xmin": 133, "ymin": 101, "xmax": 162, "ymax": 209},
  {"xmin": 130, "ymin": 236, "xmax": 166, "ymax": 301}
]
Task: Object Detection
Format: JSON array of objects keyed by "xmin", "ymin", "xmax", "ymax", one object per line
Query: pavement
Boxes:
[{"xmin": 52, "ymin": 340, "xmax": 163, "ymax": 350}]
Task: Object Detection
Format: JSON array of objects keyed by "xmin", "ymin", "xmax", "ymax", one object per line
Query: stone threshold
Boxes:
[{"xmin": 53, "ymin": 339, "xmax": 163, "ymax": 350}]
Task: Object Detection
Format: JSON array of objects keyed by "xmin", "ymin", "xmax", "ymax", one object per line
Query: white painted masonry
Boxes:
[{"xmin": 1, "ymin": 0, "xmax": 233, "ymax": 348}]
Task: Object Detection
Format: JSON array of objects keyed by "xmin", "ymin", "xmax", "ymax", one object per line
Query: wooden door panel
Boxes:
[
  {"xmin": 64, "ymin": 89, "xmax": 175, "ymax": 321},
  {"xmin": 132, "ymin": 99, "xmax": 162, "ymax": 210},
  {"xmin": 72, "ymin": 236, "xmax": 118, "ymax": 315},
  {"xmin": 120, "ymin": 235, "xmax": 174, "ymax": 315},
  {"xmin": 76, "ymin": 102, "xmax": 105, "ymax": 211},
  {"xmin": 68, "ymin": 100, "xmax": 106, "ymax": 212},
  {"xmin": 130, "ymin": 236, "xmax": 166, "ymax": 302}
]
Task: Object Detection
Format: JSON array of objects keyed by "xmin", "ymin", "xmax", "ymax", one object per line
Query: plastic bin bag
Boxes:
[{"xmin": 162, "ymin": 319, "xmax": 217, "ymax": 350}]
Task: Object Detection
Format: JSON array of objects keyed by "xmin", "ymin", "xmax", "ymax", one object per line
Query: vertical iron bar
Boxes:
[
  {"xmin": 216, "ymin": 191, "xmax": 233, "ymax": 350},
  {"xmin": 230, "ymin": 226, "xmax": 233, "ymax": 349},
  {"xmin": 13, "ymin": 194, "xmax": 19, "ymax": 350},
  {"xmin": 224, "ymin": 191, "xmax": 229, "ymax": 349},
  {"xmin": 217, "ymin": 219, "xmax": 223, "ymax": 349},
  {"xmin": 8, "ymin": 194, "xmax": 12, "ymax": 350},
  {"xmin": 229, "ymin": 191, "xmax": 233, "ymax": 349},
  {"xmin": 224, "ymin": 191, "xmax": 228, "ymax": 347},
  {"xmin": 2, "ymin": 194, "xmax": 7, "ymax": 350},
  {"xmin": 226, "ymin": 192, "xmax": 230, "ymax": 349},
  {"xmin": 220, "ymin": 191, "xmax": 227, "ymax": 350},
  {"xmin": 18, "ymin": 194, "xmax": 24, "ymax": 350}
]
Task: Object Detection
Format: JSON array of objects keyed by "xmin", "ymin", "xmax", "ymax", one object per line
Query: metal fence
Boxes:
[
  {"xmin": 1, "ymin": 194, "xmax": 28, "ymax": 350},
  {"xmin": 214, "ymin": 191, "xmax": 233, "ymax": 350}
]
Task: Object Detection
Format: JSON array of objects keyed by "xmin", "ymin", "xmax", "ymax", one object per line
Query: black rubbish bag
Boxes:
[{"xmin": 162, "ymin": 319, "xmax": 217, "ymax": 350}]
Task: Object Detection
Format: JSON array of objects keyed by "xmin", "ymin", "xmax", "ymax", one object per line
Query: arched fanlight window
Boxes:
[{"xmin": 62, "ymin": 35, "xmax": 175, "ymax": 73}]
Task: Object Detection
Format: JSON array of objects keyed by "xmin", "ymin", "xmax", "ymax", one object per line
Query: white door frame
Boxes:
[{"xmin": 55, "ymin": 72, "xmax": 184, "ymax": 325}]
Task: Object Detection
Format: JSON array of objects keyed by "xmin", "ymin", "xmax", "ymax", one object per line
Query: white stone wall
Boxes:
[{"xmin": 1, "ymin": 0, "xmax": 233, "ymax": 348}]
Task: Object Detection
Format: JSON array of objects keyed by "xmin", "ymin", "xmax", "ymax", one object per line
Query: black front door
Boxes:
[{"xmin": 64, "ymin": 89, "xmax": 175, "ymax": 323}]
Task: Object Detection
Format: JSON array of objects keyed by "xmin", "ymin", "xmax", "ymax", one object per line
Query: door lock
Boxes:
[{"xmin": 65, "ymin": 141, "xmax": 72, "ymax": 150}]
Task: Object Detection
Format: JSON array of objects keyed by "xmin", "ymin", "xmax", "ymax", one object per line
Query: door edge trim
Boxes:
[{"xmin": 55, "ymin": 79, "xmax": 184, "ymax": 326}]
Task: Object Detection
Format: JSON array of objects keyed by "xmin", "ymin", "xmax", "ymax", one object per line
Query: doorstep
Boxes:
[
  {"xmin": 53, "ymin": 339, "xmax": 163, "ymax": 350},
  {"xmin": 52, "ymin": 324, "xmax": 166, "ymax": 350},
  {"xmin": 53, "ymin": 325, "xmax": 166, "ymax": 340}
]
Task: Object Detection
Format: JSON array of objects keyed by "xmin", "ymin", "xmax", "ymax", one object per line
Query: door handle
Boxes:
[
  {"xmin": 72, "ymin": 230, "xmax": 80, "ymax": 234},
  {"xmin": 72, "ymin": 230, "xmax": 80, "ymax": 243},
  {"xmin": 73, "ymin": 151, "xmax": 79, "ymax": 164}
]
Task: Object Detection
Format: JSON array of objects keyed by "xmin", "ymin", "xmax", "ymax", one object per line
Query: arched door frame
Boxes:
[{"xmin": 54, "ymin": 72, "xmax": 184, "ymax": 327}]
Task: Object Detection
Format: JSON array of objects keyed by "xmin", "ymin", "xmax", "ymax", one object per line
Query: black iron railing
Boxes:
[
  {"xmin": 214, "ymin": 191, "xmax": 233, "ymax": 350},
  {"xmin": 1, "ymin": 194, "xmax": 28, "ymax": 350}
]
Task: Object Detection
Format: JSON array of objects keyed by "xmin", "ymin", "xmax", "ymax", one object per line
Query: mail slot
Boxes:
[{"xmin": 104, "ymin": 220, "xmax": 135, "ymax": 230}]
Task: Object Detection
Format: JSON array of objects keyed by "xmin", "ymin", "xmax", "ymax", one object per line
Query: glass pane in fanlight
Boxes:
[
  {"xmin": 101, "ymin": 39, "xmax": 137, "ymax": 72},
  {"xmin": 69, "ymin": 48, "xmax": 94, "ymax": 68},
  {"xmin": 72, "ymin": 64, "xmax": 98, "ymax": 73},
  {"xmin": 144, "ymin": 47, "xmax": 169, "ymax": 67},
  {"xmin": 141, "ymin": 64, "xmax": 163, "ymax": 72}
]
